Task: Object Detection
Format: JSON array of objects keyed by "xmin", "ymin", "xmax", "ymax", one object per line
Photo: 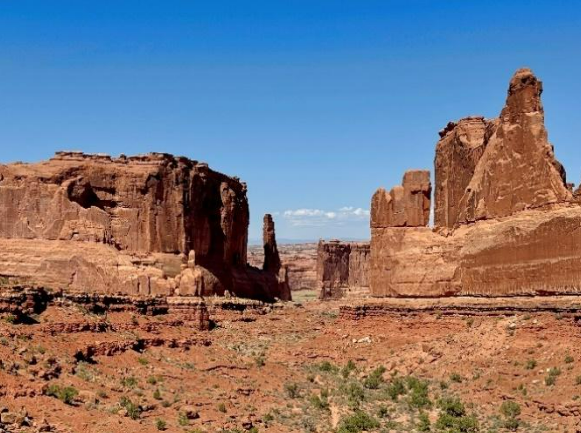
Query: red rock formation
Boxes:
[
  {"xmin": 317, "ymin": 240, "xmax": 370, "ymax": 299},
  {"xmin": 262, "ymin": 214, "xmax": 281, "ymax": 274},
  {"xmin": 371, "ymin": 170, "xmax": 431, "ymax": 228},
  {"xmin": 434, "ymin": 117, "xmax": 493, "ymax": 228},
  {"xmin": 247, "ymin": 243, "xmax": 318, "ymax": 291},
  {"xmin": 0, "ymin": 152, "xmax": 287, "ymax": 301},
  {"xmin": 371, "ymin": 68, "xmax": 581, "ymax": 298},
  {"xmin": 457, "ymin": 68, "xmax": 571, "ymax": 223}
]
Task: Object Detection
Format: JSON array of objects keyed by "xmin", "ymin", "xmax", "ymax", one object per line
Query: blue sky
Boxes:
[{"xmin": 1, "ymin": 1, "xmax": 580, "ymax": 241}]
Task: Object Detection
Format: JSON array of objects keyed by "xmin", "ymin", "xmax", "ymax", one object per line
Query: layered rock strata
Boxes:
[
  {"xmin": 317, "ymin": 240, "xmax": 370, "ymax": 299},
  {"xmin": 371, "ymin": 68, "xmax": 581, "ymax": 297},
  {"xmin": 0, "ymin": 152, "xmax": 289, "ymax": 301}
]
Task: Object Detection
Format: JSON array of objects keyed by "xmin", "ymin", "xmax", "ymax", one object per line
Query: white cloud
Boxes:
[{"xmin": 281, "ymin": 206, "xmax": 369, "ymax": 227}]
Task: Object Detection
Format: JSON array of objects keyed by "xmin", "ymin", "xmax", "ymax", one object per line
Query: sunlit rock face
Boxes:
[{"xmin": 370, "ymin": 69, "xmax": 581, "ymax": 298}]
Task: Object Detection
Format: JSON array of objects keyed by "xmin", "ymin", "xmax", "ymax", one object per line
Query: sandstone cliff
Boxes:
[
  {"xmin": 370, "ymin": 68, "xmax": 581, "ymax": 298},
  {"xmin": 317, "ymin": 240, "xmax": 370, "ymax": 299},
  {"xmin": 0, "ymin": 152, "xmax": 288, "ymax": 301},
  {"xmin": 371, "ymin": 170, "xmax": 431, "ymax": 228}
]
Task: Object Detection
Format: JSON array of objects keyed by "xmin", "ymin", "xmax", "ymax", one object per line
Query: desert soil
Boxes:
[{"xmin": 1, "ymin": 291, "xmax": 580, "ymax": 432}]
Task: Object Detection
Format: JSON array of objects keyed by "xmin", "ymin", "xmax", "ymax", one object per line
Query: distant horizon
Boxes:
[{"xmin": 1, "ymin": 1, "xmax": 580, "ymax": 240}]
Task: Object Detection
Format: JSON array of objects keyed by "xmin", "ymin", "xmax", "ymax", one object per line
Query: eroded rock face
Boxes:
[
  {"xmin": 317, "ymin": 240, "xmax": 370, "ymax": 299},
  {"xmin": 371, "ymin": 68, "xmax": 581, "ymax": 298},
  {"xmin": 456, "ymin": 69, "xmax": 571, "ymax": 223},
  {"xmin": 0, "ymin": 152, "xmax": 248, "ymax": 265},
  {"xmin": 262, "ymin": 214, "xmax": 281, "ymax": 274},
  {"xmin": 434, "ymin": 117, "xmax": 493, "ymax": 228},
  {"xmin": 0, "ymin": 152, "xmax": 287, "ymax": 301},
  {"xmin": 371, "ymin": 171, "xmax": 431, "ymax": 228}
]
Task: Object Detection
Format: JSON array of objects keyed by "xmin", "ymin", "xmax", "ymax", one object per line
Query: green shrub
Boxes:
[
  {"xmin": 337, "ymin": 411, "xmax": 380, "ymax": 433},
  {"xmin": 46, "ymin": 384, "xmax": 78, "ymax": 405},
  {"xmin": 377, "ymin": 405, "xmax": 389, "ymax": 418},
  {"xmin": 545, "ymin": 367, "xmax": 561, "ymax": 386},
  {"xmin": 386, "ymin": 377, "xmax": 407, "ymax": 401},
  {"xmin": 417, "ymin": 412, "xmax": 431, "ymax": 432},
  {"xmin": 500, "ymin": 400, "xmax": 521, "ymax": 419},
  {"xmin": 436, "ymin": 397, "xmax": 478, "ymax": 432},
  {"xmin": 119, "ymin": 396, "xmax": 141, "ymax": 420},
  {"xmin": 284, "ymin": 382, "xmax": 299, "ymax": 399},
  {"xmin": 218, "ymin": 402, "xmax": 227, "ymax": 413},
  {"xmin": 155, "ymin": 418, "xmax": 167, "ymax": 431},
  {"xmin": 439, "ymin": 397, "xmax": 466, "ymax": 417},
  {"xmin": 341, "ymin": 382, "xmax": 365, "ymax": 407},
  {"xmin": 153, "ymin": 388, "xmax": 162, "ymax": 400},
  {"xmin": 309, "ymin": 393, "xmax": 330, "ymax": 411},
  {"xmin": 121, "ymin": 376, "xmax": 138, "ymax": 389},
  {"xmin": 450, "ymin": 372, "xmax": 463, "ymax": 383},
  {"xmin": 318, "ymin": 361, "xmax": 338, "ymax": 373},
  {"xmin": 138, "ymin": 357, "xmax": 149, "ymax": 366},
  {"xmin": 565, "ymin": 355, "xmax": 574, "ymax": 364},
  {"xmin": 341, "ymin": 360, "xmax": 356, "ymax": 378},
  {"xmin": 178, "ymin": 412, "xmax": 189, "ymax": 426},
  {"xmin": 525, "ymin": 359, "xmax": 537, "ymax": 370},
  {"xmin": 407, "ymin": 377, "xmax": 431, "ymax": 409},
  {"xmin": 363, "ymin": 366, "xmax": 386, "ymax": 389}
]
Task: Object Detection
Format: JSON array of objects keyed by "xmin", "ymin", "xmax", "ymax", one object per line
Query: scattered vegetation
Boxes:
[
  {"xmin": 545, "ymin": 367, "xmax": 561, "ymax": 386},
  {"xmin": 155, "ymin": 418, "xmax": 167, "ymax": 431},
  {"xmin": 45, "ymin": 384, "xmax": 78, "ymax": 405},
  {"xmin": 119, "ymin": 396, "xmax": 141, "ymax": 420},
  {"xmin": 500, "ymin": 400, "xmax": 521, "ymax": 430}
]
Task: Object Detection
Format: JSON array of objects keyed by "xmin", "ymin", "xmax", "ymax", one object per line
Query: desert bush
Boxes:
[
  {"xmin": 436, "ymin": 397, "xmax": 478, "ymax": 432},
  {"xmin": 318, "ymin": 361, "xmax": 338, "ymax": 374},
  {"xmin": 386, "ymin": 376, "xmax": 407, "ymax": 401},
  {"xmin": 218, "ymin": 402, "xmax": 227, "ymax": 413},
  {"xmin": 341, "ymin": 360, "xmax": 356, "ymax": 378},
  {"xmin": 121, "ymin": 376, "xmax": 138, "ymax": 389},
  {"xmin": 525, "ymin": 359, "xmax": 537, "ymax": 370},
  {"xmin": 46, "ymin": 384, "xmax": 78, "ymax": 405},
  {"xmin": 500, "ymin": 400, "xmax": 521, "ymax": 430},
  {"xmin": 450, "ymin": 372, "xmax": 463, "ymax": 383},
  {"xmin": 309, "ymin": 393, "xmax": 330, "ymax": 411},
  {"xmin": 155, "ymin": 418, "xmax": 167, "ymax": 430},
  {"xmin": 565, "ymin": 355, "xmax": 574, "ymax": 364},
  {"xmin": 363, "ymin": 365, "xmax": 386, "ymax": 389},
  {"xmin": 119, "ymin": 396, "xmax": 141, "ymax": 420},
  {"xmin": 340, "ymin": 382, "xmax": 365, "ymax": 407},
  {"xmin": 545, "ymin": 367, "xmax": 561, "ymax": 386},
  {"xmin": 284, "ymin": 382, "xmax": 299, "ymax": 399},
  {"xmin": 406, "ymin": 376, "xmax": 431, "ymax": 409},
  {"xmin": 417, "ymin": 412, "xmax": 431, "ymax": 432},
  {"xmin": 337, "ymin": 411, "xmax": 380, "ymax": 433}
]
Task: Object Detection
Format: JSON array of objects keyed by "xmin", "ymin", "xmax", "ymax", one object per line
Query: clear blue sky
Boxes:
[{"xmin": 1, "ymin": 1, "xmax": 580, "ymax": 241}]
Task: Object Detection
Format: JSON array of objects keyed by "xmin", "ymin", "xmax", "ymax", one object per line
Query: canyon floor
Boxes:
[{"xmin": 1, "ymin": 291, "xmax": 581, "ymax": 433}]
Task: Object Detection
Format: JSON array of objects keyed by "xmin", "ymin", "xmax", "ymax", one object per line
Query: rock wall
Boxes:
[
  {"xmin": 371, "ymin": 170, "xmax": 431, "ymax": 228},
  {"xmin": 371, "ymin": 68, "xmax": 581, "ymax": 298},
  {"xmin": 317, "ymin": 240, "xmax": 370, "ymax": 299},
  {"xmin": 0, "ymin": 152, "xmax": 288, "ymax": 301}
]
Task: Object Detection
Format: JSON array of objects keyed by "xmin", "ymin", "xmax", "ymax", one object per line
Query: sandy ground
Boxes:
[{"xmin": 1, "ymin": 291, "xmax": 580, "ymax": 432}]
